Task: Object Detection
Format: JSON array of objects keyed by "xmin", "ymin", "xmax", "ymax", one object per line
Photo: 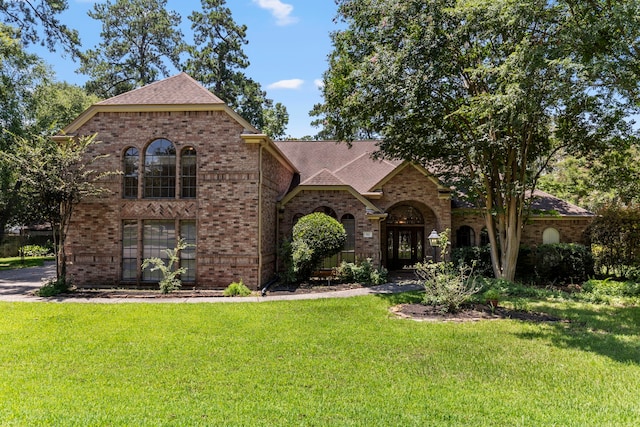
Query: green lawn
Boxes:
[
  {"xmin": 0, "ymin": 296, "xmax": 639, "ymax": 426},
  {"xmin": 0, "ymin": 256, "xmax": 54, "ymax": 270}
]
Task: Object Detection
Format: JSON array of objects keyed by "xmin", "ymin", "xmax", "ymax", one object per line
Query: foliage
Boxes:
[
  {"xmin": 589, "ymin": 203, "xmax": 640, "ymax": 276},
  {"xmin": 415, "ymin": 260, "xmax": 481, "ymax": 313},
  {"xmin": 290, "ymin": 213, "xmax": 346, "ymax": 281},
  {"xmin": 318, "ymin": 0, "xmax": 640, "ymax": 281},
  {"xmin": 531, "ymin": 244, "xmax": 594, "ymax": 285},
  {"xmin": 334, "ymin": 258, "xmax": 388, "ymax": 285},
  {"xmin": 1, "ymin": 134, "xmax": 116, "ymax": 281},
  {"xmin": 0, "ymin": 0, "xmax": 80, "ymax": 55},
  {"xmin": 415, "ymin": 232, "xmax": 479, "ymax": 313},
  {"xmin": 21, "ymin": 244, "xmax": 54, "ymax": 257},
  {"xmin": 36, "ymin": 277, "xmax": 70, "ymax": 297},
  {"xmin": 582, "ymin": 278, "xmax": 640, "ymax": 299},
  {"xmin": 222, "ymin": 279, "xmax": 252, "ymax": 297},
  {"xmin": 184, "ymin": 0, "xmax": 288, "ymax": 139},
  {"xmin": 141, "ymin": 238, "xmax": 190, "ymax": 294},
  {"xmin": 0, "ymin": 256, "xmax": 54, "ymax": 270},
  {"xmin": 452, "ymin": 245, "xmax": 493, "ymax": 277},
  {"xmin": 80, "ymin": 0, "xmax": 184, "ymax": 98}
]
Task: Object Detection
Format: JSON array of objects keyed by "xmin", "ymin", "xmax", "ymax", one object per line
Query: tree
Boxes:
[
  {"xmin": 2, "ymin": 134, "xmax": 116, "ymax": 281},
  {"xmin": 79, "ymin": 0, "xmax": 184, "ymax": 98},
  {"xmin": 318, "ymin": 0, "xmax": 640, "ymax": 280},
  {"xmin": 184, "ymin": 0, "xmax": 288, "ymax": 139},
  {"xmin": 0, "ymin": 25, "xmax": 52, "ymax": 244},
  {"xmin": 0, "ymin": 0, "xmax": 80, "ymax": 56}
]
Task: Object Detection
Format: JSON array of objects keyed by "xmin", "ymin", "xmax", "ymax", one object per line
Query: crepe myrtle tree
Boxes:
[
  {"xmin": 317, "ymin": 0, "xmax": 640, "ymax": 280},
  {"xmin": 2, "ymin": 133, "xmax": 116, "ymax": 282}
]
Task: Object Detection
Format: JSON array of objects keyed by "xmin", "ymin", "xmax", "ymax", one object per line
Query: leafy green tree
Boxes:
[
  {"xmin": 0, "ymin": 0, "xmax": 80, "ymax": 55},
  {"xmin": 30, "ymin": 82, "xmax": 100, "ymax": 135},
  {"xmin": 184, "ymin": 0, "xmax": 288, "ymax": 139},
  {"xmin": 0, "ymin": 25, "xmax": 52, "ymax": 244},
  {"xmin": 318, "ymin": 0, "xmax": 640, "ymax": 280},
  {"xmin": 2, "ymin": 134, "xmax": 116, "ymax": 281},
  {"xmin": 80, "ymin": 0, "xmax": 184, "ymax": 98}
]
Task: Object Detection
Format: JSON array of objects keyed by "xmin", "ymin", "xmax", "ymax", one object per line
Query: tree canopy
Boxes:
[
  {"xmin": 317, "ymin": 0, "xmax": 640, "ymax": 280},
  {"xmin": 79, "ymin": 0, "xmax": 184, "ymax": 98}
]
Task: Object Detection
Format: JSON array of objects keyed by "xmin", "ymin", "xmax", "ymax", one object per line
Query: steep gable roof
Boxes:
[
  {"xmin": 96, "ymin": 73, "xmax": 225, "ymax": 106},
  {"xmin": 59, "ymin": 72, "xmax": 256, "ymax": 135}
]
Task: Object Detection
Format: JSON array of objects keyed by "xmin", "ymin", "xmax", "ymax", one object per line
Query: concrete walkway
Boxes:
[{"xmin": 0, "ymin": 262, "xmax": 422, "ymax": 303}]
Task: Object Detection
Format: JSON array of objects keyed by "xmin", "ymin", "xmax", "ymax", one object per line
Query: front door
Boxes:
[{"xmin": 387, "ymin": 227, "xmax": 424, "ymax": 270}]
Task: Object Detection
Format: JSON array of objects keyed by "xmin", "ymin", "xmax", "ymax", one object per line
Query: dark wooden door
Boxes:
[{"xmin": 387, "ymin": 227, "xmax": 424, "ymax": 270}]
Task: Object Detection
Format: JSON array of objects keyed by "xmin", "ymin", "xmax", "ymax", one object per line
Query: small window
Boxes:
[
  {"xmin": 180, "ymin": 220, "xmax": 196, "ymax": 282},
  {"xmin": 181, "ymin": 147, "xmax": 196, "ymax": 198},
  {"xmin": 456, "ymin": 226, "xmax": 475, "ymax": 247},
  {"xmin": 144, "ymin": 139, "xmax": 176, "ymax": 198},
  {"xmin": 123, "ymin": 147, "xmax": 139, "ymax": 198},
  {"xmin": 314, "ymin": 206, "xmax": 337, "ymax": 219},
  {"xmin": 122, "ymin": 220, "xmax": 138, "ymax": 280},
  {"xmin": 341, "ymin": 214, "xmax": 356, "ymax": 263},
  {"xmin": 543, "ymin": 227, "xmax": 560, "ymax": 244}
]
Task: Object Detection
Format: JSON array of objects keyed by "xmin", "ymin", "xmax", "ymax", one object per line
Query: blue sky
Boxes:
[{"xmin": 29, "ymin": 0, "xmax": 340, "ymax": 138}]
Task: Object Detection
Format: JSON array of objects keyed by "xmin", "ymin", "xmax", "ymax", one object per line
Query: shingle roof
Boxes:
[
  {"xmin": 274, "ymin": 140, "xmax": 400, "ymax": 193},
  {"xmin": 97, "ymin": 72, "xmax": 225, "ymax": 106},
  {"xmin": 530, "ymin": 190, "xmax": 593, "ymax": 216}
]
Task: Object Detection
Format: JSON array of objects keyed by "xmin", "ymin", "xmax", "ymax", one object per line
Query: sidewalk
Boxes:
[{"xmin": 0, "ymin": 263, "xmax": 422, "ymax": 303}]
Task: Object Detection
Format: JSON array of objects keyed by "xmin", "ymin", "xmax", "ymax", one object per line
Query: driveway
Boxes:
[{"xmin": 0, "ymin": 261, "xmax": 56, "ymax": 301}]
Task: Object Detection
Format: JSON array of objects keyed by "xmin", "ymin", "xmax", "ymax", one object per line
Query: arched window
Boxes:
[
  {"xmin": 456, "ymin": 226, "xmax": 475, "ymax": 247},
  {"xmin": 314, "ymin": 206, "xmax": 337, "ymax": 218},
  {"xmin": 181, "ymin": 147, "xmax": 196, "ymax": 198},
  {"xmin": 387, "ymin": 205, "xmax": 424, "ymax": 225},
  {"xmin": 543, "ymin": 227, "xmax": 560, "ymax": 244},
  {"xmin": 144, "ymin": 138, "xmax": 176, "ymax": 198},
  {"xmin": 341, "ymin": 214, "xmax": 356, "ymax": 263},
  {"xmin": 123, "ymin": 147, "xmax": 139, "ymax": 198}
]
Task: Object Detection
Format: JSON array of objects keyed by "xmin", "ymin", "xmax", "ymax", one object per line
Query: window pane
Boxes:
[
  {"xmin": 180, "ymin": 220, "xmax": 196, "ymax": 282},
  {"xmin": 123, "ymin": 148, "xmax": 139, "ymax": 198},
  {"xmin": 142, "ymin": 220, "xmax": 175, "ymax": 281},
  {"xmin": 341, "ymin": 214, "xmax": 355, "ymax": 263},
  {"xmin": 181, "ymin": 147, "xmax": 196, "ymax": 198},
  {"xmin": 122, "ymin": 220, "xmax": 137, "ymax": 280},
  {"xmin": 144, "ymin": 139, "xmax": 176, "ymax": 198}
]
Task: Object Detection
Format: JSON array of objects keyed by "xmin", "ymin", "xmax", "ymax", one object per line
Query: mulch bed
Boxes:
[{"xmin": 391, "ymin": 303, "xmax": 565, "ymax": 323}]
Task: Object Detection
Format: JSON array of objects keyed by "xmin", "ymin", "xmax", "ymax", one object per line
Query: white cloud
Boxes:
[
  {"xmin": 268, "ymin": 79, "xmax": 304, "ymax": 90},
  {"xmin": 253, "ymin": 0, "xmax": 298, "ymax": 26},
  {"xmin": 314, "ymin": 79, "xmax": 324, "ymax": 89}
]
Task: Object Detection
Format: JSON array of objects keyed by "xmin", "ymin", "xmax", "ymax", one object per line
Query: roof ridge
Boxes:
[{"xmin": 301, "ymin": 168, "xmax": 347, "ymax": 186}]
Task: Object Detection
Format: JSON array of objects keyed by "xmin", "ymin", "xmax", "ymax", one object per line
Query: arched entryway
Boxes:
[{"xmin": 384, "ymin": 203, "xmax": 436, "ymax": 270}]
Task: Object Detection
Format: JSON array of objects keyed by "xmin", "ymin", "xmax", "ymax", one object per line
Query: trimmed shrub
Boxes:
[
  {"xmin": 334, "ymin": 258, "xmax": 388, "ymax": 285},
  {"xmin": 415, "ymin": 260, "xmax": 481, "ymax": 313},
  {"xmin": 290, "ymin": 213, "xmax": 346, "ymax": 281},
  {"xmin": 532, "ymin": 243, "xmax": 594, "ymax": 284}
]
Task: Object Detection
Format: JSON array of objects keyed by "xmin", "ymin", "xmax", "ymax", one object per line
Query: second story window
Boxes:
[
  {"xmin": 181, "ymin": 147, "xmax": 197, "ymax": 198},
  {"xmin": 123, "ymin": 147, "xmax": 139, "ymax": 198},
  {"xmin": 144, "ymin": 139, "xmax": 176, "ymax": 198}
]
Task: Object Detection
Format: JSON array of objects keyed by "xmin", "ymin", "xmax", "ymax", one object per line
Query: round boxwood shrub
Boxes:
[{"xmin": 291, "ymin": 212, "xmax": 346, "ymax": 281}]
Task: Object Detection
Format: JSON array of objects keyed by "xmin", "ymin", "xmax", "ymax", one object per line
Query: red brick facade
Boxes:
[{"xmin": 61, "ymin": 74, "xmax": 593, "ymax": 290}]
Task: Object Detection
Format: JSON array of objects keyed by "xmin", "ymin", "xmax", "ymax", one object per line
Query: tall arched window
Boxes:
[
  {"xmin": 144, "ymin": 138, "xmax": 176, "ymax": 198},
  {"xmin": 123, "ymin": 147, "xmax": 139, "ymax": 198},
  {"xmin": 456, "ymin": 226, "xmax": 475, "ymax": 247},
  {"xmin": 341, "ymin": 214, "xmax": 356, "ymax": 263},
  {"xmin": 181, "ymin": 147, "xmax": 196, "ymax": 198},
  {"xmin": 314, "ymin": 206, "xmax": 337, "ymax": 218},
  {"xmin": 543, "ymin": 227, "xmax": 560, "ymax": 244}
]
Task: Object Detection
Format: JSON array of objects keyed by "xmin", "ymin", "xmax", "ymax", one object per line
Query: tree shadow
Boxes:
[{"xmin": 514, "ymin": 304, "xmax": 640, "ymax": 365}]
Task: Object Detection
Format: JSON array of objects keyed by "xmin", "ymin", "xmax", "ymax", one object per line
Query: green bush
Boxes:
[
  {"xmin": 415, "ymin": 261, "xmax": 481, "ymax": 313},
  {"xmin": 290, "ymin": 213, "xmax": 346, "ymax": 281},
  {"xmin": 223, "ymin": 280, "xmax": 252, "ymax": 297},
  {"xmin": 532, "ymin": 243, "xmax": 594, "ymax": 284},
  {"xmin": 582, "ymin": 278, "xmax": 640, "ymax": 298},
  {"xmin": 334, "ymin": 258, "xmax": 388, "ymax": 285},
  {"xmin": 452, "ymin": 246, "xmax": 493, "ymax": 277},
  {"xmin": 36, "ymin": 277, "xmax": 70, "ymax": 297},
  {"xmin": 21, "ymin": 244, "xmax": 54, "ymax": 257}
]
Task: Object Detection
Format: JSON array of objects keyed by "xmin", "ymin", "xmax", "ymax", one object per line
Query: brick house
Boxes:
[{"xmin": 59, "ymin": 73, "xmax": 593, "ymax": 289}]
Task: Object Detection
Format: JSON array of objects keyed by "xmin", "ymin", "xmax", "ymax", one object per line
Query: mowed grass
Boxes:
[
  {"xmin": 0, "ymin": 257, "xmax": 54, "ymax": 270},
  {"xmin": 0, "ymin": 296, "xmax": 639, "ymax": 426}
]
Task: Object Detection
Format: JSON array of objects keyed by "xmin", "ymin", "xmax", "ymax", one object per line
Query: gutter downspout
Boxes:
[{"xmin": 258, "ymin": 144, "xmax": 263, "ymax": 290}]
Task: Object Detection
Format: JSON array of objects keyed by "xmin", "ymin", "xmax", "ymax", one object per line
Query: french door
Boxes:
[{"xmin": 386, "ymin": 227, "xmax": 424, "ymax": 270}]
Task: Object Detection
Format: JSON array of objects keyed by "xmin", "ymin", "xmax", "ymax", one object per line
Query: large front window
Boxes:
[
  {"xmin": 144, "ymin": 139, "xmax": 176, "ymax": 198},
  {"xmin": 142, "ymin": 220, "xmax": 176, "ymax": 281}
]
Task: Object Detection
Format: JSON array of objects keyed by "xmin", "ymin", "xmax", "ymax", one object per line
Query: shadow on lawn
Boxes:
[{"xmin": 515, "ymin": 304, "xmax": 640, "ymax": 365}]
